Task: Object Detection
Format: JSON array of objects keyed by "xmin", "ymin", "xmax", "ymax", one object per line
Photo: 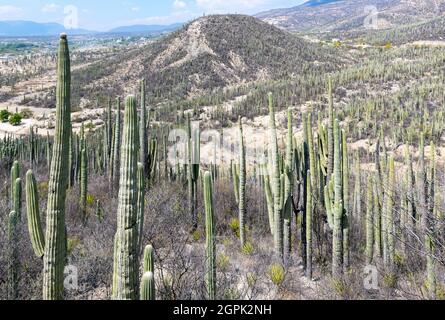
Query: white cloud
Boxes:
[
  {"xmin": 0, "ymin": 5, "xmax": 23, "ymax": 18},
  {"xmin": 173, "ymin": 0, "xmax": 187, "ymax": 10},
  {"xmin": 41, "ymin": 3, "xmax": 60, "ymax": 13},
  {"xmin": 195, "ymin": 0, "xmax": 266, "ymax": 11},
  {"xmin": 131, "ymin": 7, "xmax": 140, "ymax": 12}
]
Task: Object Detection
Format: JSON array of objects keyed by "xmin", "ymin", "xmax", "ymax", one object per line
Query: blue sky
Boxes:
[{"xmin": 0, "ymin": 1, "xmax": 305, "ymax": 31}]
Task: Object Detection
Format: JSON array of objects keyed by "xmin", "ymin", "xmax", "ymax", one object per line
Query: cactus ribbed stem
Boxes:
[
  {"xmin": 43, "ymin": 34, "xmax": 71, "ymax": 300},
  {"xmin": 140, "ymin": 272, "xmax": 155, "ymax": 300},
  {"xmin": 80, "ymin": 148, "xmax": 87, "ymax": 220},
  {"xmin": 269, "ymin": 93, "xmax": 282, "ymax": 259},
  {"xmin": 140, "ymin": 79, "xmax": 148, "ymax": 176},
  {"xmin": 306, "ymin": 170, "xmax": 312, "ymax": 279},
  {"xmin": 238, "ymin": 117, "xmax": 246, "ymax": 247},
  {"xmin": 366, "ymin": 175, "xmax": 374, "ymax": 264},
  {"xmin": 332, "ymin": 119, "xmax": 343, "ymax": 278},
  {"xmin": 136, "ymin": 162, "xmax": 145, "ymax": 255},
  {"xmin": 143, "ymin": 244, "xmax": 154, "ymax": 273},
  {"xmin": 113, "ymin": 95, "xmax": 139, "ymax": 300},
  {"xmin": 10, "ymin": 160, "xmax": 20, "ymax": 210},
  {"xmin": 7, "ymin": 210, "xmax": 19, "ymax": 300},
  {"xmin": 113, "ymin": 97, "xmax": 121, "ymax": 189},
  {"xmin": 25, "ymin": 170, "xmax": 45, "ymax": 258},
  {"xmin": 204, "ymin": 171, "xmax": 216, "ymax": 299},
  {"xmin": 13, "ymin": 178, "xmax": 22, "ymax": 222}
]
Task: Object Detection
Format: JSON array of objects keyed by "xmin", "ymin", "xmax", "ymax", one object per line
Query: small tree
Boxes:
[
  {"xmin": 0, "ymin": 109, "xmax": 11, "ymax": 122},
  {"xmin": 9, "ymin": 113, "xmax": 23, "ymax": 126}
]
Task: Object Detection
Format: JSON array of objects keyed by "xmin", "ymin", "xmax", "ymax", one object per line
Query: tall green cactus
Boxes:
[
  {"xmin": 366, "ymin": 175, "xmax": 374, "ymax": 264},
  {"xmin": 113, "ymin": 95, "xmax": 139, "ymax": 300},
  {"xmin": 13, "ymin": 178, "xmax": 22, "ymax": 222},
  {"xmin": 341, "ymin": 130, "xmax": 349, "ymax": 269},
  {"xmin": 10, "ymin": 160, "xmax": 19, "ymax": 210},
  {"xmin": 43, "ymin": 34, "xmax": 71, "ymax": 300},
  {"xmin": 238, "ymin": 117, "xmax": 246, "ymax": 247},
  {"xmin": 25, "ymin": 170, "xmax": 45, "ymax": 258},
  {"xmin": 136, "ymin": 162, "xmax": 145, "ymax": 255},
  {"xmin": 306, "ymin": 170, "xmax": 312, "ymax": 279},
  {"xmin": 80, "ymin": 148, "xmax": 87, "ymax": 220},
  {"xmin": 204, "ymin": 171, "xmax": 216, "ymax": 299},
  {"xmin": 327, "ymin": 77, "xmax": 334, "ymax": 179},
  {"xmin": 7, "ymin": 210, "xmax": 19, "ymax": 300},
  {"xmin": 268, "ymin": 93, "xmax": 283, "ymax": 259},
  {"xmin": 140, "ymin": 79, "xmax": 148, "ymax": 176},
  {"xmin": 325, "ymin": 119, "xmax": 344, "ymax": 277},
  {"xmin": 283, "ymin": 108, "xmax": 293, "ymax": 259},
  {"xmin": 113, "ymin": 97, "xmax": 122, "ymax": 189},
  {"xmin": 383, "ymin": 156, "xmax": 395, "ymax": 268}
]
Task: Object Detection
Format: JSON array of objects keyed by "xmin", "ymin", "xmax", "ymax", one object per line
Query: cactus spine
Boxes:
[
  {"xmin": 26, "ymin": 170, "xmax": 45, "ymax": 258},
  {"xmin": 238, "ymin": 117, "xmax": 246, "ymax": 247},
  {"xmin": 113, "ymin": 95, "xmax": 139, "ymax": 300},
  {"xmin": 204, "ymin": 171, "xmax": 216, "ymax": 299},
  {"xmin": 43, "ymin": 34, "xmax": 71, "ymax": 300}
]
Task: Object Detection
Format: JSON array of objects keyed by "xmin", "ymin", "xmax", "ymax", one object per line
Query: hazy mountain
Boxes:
[
  {"xmin": 256, "ymin": 0, "xmax": 445, "ymax": 33},
  {"xmin": 0, "ymin": 20, "xmax": 94, "ymax": 37},
  {"xmin": 108, "ymin": 23, "xmax": 183, "ymax": 34},
  {"xmin": 0, "ymin": 20, "xmax": 183, "ymax": 37}
]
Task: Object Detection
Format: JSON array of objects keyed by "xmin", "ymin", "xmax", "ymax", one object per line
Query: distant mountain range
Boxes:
[
  {"xmin": 0, "ymin": 20, "xmax": 183, "ymax": 37},
  {"xmin": 0, "ymin": 21, "xmax": 93, "ymax": 37},
  {"xmin": 108, "ymin": 23, "xmax": 183, "ymax": 34},
  {"xmin": 256, "ymin": 0, "xmax": 445, "ymax": 33}
]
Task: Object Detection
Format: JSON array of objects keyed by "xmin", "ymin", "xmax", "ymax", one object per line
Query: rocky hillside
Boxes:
[
  {"xmin": 256, "ymin": 0, "xmax": 445, "ymax": 33},
  {"xmin": 69, "ymin": 14, "xmax": 337, "ymax": 107}
]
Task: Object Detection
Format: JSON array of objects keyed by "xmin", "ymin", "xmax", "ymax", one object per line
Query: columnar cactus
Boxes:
[
  {"xmin": 80, "ymin": 148, "xmax": 87, "ymax": 220},
  {"xmin": 10, "ymin": 160, "xmax": 19, "ymax": 209},
  {"xmin": 26, "ymin": 170, "xmax": 45, "ymax": 258},
  {"xmin": 136, "ymin": 162, "xmax": 145, "ymax": 255},
  {"xmin": 325, "ymin": 119, "xmax": 344, "ymax": 277},
  {"xmin": 13, "ymin": 178, "xmax": 22, "ymax": 221},
  {"xmin": 327, "ymin": 78, "xmax": 334, "ymax": 179},
  {"xmin": 366, "ymin": 175, "xmax": 374, "ymax": 264},
  {"xmin": 113, "ymin": 97, "xmax": 122, "ymax": 189},
  {"xmin": 383, "ymin": 156, "xmax": 395, "ymax": 268},
  {"xmin": 112, "ymin": 95, "xmax": 139, "ymax": 300},
  {"xmin": 268, "ymin": 93, "xmax": 283, "ymax": 259},
  {"xmin": 283, "ymin": 108, "xmax": 293, "ymax": 259},
  {"xmin": 204, "ymin": 171, "xmax": 216, "ymax": 299},
  {"xmin": 341, "ymin": 130, "xmax": 349, "ymax": 269},
  {"xmin": 373, "ymin": 174, "xmax": 382, "ymax": 258},
  {"xmin": 43, "ymin": 34, "xmax": 71, "ymax": 300},
  {"xmin": 306, "ymin": 170, "xmax": 312, "ymax": 279},
  {"xmin": 140, "ymin": 79, "xmax": 148, "ymax": 176},
  {"xmin": 238, "ymin": 117, "xmax": 246, "ymax": 247},
  {"xmin": 7, "ymin": 210, "xmax": 19, "ymax": 300}
]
